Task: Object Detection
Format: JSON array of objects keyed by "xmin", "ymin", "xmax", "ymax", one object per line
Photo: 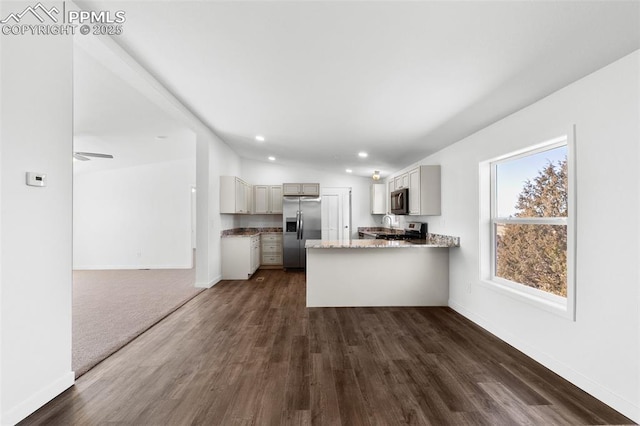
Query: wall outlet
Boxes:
[
  {"xmin": 467, "ymin": 282, "xmax": 472, "ymax": 293},
  {"xmin": 137, "ymin": 250, "xmax": 142, "ymax": 258},
  {"xmin": 26, "ymin": 171, "xmax": 46, "ymax": 187}
]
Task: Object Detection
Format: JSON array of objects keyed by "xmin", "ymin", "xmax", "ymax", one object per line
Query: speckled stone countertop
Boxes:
[
  {"xmin": 221, "ymin": 227, "xmax": 283, "ymax": 237},
  {"xmin": 306, "ymin": 233, "xmax": 460, "ymax": 249}
]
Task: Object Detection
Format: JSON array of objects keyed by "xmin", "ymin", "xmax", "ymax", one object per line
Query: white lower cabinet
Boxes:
[
  {"xmin": 222, "ymin": 235, "xmax": 261, "ymax": 279},
  {"xmin": 251, "ymin": 236, "xmax": 260, "ymax": 272},
  {"xmin": 260, "ymin": 233, "xmax": 283, "ymax": 267}
]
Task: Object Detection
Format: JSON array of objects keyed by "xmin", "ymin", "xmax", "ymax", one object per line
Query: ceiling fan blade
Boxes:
[
  {"xmin": 73, "ymin": 153, "xmax": 90, "ymax": 161},
  {"xmin": 74, "ymin": 152, "xmax": 114, "ymax": 159}
]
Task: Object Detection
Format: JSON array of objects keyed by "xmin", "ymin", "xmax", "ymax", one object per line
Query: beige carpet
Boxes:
[{"xmin": 73, "ymin": 266, "xmax": 204, "ymax": 377}]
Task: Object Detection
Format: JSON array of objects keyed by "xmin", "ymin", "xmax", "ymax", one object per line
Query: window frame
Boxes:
[{"xmin": 481, "ymin": 129, "xmax": 576, "ymax": 320}]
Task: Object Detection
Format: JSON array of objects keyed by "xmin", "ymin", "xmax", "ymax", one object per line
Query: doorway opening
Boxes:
[{"xmin": 72, "ymin": 42, "xmax": 200, "ymax": 377}]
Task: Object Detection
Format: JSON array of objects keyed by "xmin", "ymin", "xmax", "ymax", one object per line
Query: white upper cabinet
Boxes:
[
  {"xmin": 254, "ymin": 185, "xmax": 283, "ymax": 214},
  {"xmin": 282, "ymin": 183, "xmax": 320, "ymax": 196},
  {"xmin": 270, "ymin": 186, "xmax": 283, "ymax": 213},
  {"xmin": 408, "ymin": 168, "xmax": 421, "ymax": 214},
  {"xmin": 387, "ymin": 166, "xmax": 441, "ymax": 216},
  {"xmin": 254, "ymin": 185, "xmax": 269, "ymax": 214},
  {"xmin": 394, "ymin": 173, "xmax": 409, "ymax": 190},
  {"xmin": 409, "ymin": 165, "xmax": 441, "ymax": 216},
  {"xmin": 221, "ymin": 176, "xmax": 252, "ymax": 214},
  {"xmin": 370, "ymin": 183, "xmax": 386, "ymax": 214},
  {"xmin": 387, "ymin": 180, "xmax": 396, "ymax": 214}
]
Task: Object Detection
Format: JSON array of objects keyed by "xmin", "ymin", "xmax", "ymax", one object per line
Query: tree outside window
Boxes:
[{"xmin": 491, "ymin": 143, "xmax": 568, "ymax": 298}]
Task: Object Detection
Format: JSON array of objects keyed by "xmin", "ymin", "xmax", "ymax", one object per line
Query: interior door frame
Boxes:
[{"xmin": 320, "ymin": 187, "xmax": 352, "ymax": 241}]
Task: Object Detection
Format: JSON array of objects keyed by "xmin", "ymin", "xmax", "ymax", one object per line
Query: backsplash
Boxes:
[
  {"xmin": 221, "ymin": 227, "xmax": 283, "ymax": 236},
  {"xmin": 237, "ymin": 214, "xmax": 282, "ymax": 228}
]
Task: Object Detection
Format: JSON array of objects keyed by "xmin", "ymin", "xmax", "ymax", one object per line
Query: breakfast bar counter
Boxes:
[{"xmin": 305, "ymin": 234, "xmax": 459, "ymax": 307}]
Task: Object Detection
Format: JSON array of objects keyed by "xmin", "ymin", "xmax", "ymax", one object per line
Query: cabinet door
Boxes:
[
  {"xmin": 251, "ymin": 237, "xmax": 261, "ymax": 272},
  {"xmin": 394, "ymin": 176, "xmax": 402, "ymax": 189},
  {"xmin": 394, "ymin": 173, "xmax": 408, "ymax": 189},
  {"xmin": 401, "ymin": 173, "xmax": 409, "ymax": 189},
  {"xmin": 301, "ymin": 183, "xmax": 320, "ymax": 196},
  {"xmin": 222, "ymin": 237, "xmax": 252, "ymax": 279},
  {"xmin": 408, "ymin": 168, "xmax": 421, "ymax": 214},
  {"xmin": 235, "ymin": 178, "xmax": 247, "ymax": 213},
  {"xmin": 371, "ymin": 184, "xmax": 386, "ymax": 214},
  {"xmin": 220, "ymin": 176, "xmax": 236, "ymax": 213},
  {"xmin": 283, "ymin": 183, "xmax": 301, "ymax": 195},
  {"xmin": 254, "ymin": 185, "xmax": 269, "ymax": 214},
  {"xmin": 245, "ymin": 182, "xmax": 253, "ymax": 214},
  {"xmin": 269, "ymin": 186, "xmax": 283, "ymax": 213},
  {"xmin": 387, "ymin": 180, "xmax": 395, "ymax": 213}
]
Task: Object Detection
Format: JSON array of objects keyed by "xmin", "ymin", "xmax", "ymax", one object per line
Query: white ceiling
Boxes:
[
  {"xmin": 74, "ymin": 44, "xmax": 195, "ymax": 174},
  {"xmin": 79, "ymin": 0, "xmax": 639, "ymax": 178}
]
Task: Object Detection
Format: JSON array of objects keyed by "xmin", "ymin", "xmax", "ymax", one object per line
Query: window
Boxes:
[{"xmin": 482, "ymin": 132, "xmax": 575, "ymax": 319}]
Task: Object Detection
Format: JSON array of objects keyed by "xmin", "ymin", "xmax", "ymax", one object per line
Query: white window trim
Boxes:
[{"xmin": 479, "ymin": 127, "xmax": 576, "ymax": 320}]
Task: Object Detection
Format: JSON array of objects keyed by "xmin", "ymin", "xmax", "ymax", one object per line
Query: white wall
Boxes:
[
  {"xmin": 0, "ymin": 25, "xmax": 74, "ymax": 425},
  {"xmin": 239, "ymin": 159, "xmax": 380, "ymax": 236},
  {"xmin": 194, "ymin": 131, "xmax": 241, "ymax": 288},
  {"xmin": 73, "ymin": 158, "xmax": 195, "ymax": 269},
  {"xmin": 397, "ymin": 51, "xmax": 639, "ymax": 421}
]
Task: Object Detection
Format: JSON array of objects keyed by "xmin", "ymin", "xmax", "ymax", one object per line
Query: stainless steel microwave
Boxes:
[{"xmin": 390, "ymin": 188, "xmax": 409, "ymax": 215}]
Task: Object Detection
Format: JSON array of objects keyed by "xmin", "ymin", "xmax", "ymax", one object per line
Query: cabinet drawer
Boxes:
[
  {"xmin": 261, "ymin": 254, "xmax": 283, "ymax": 265},
  {"xmin": 262, "ymin": 243, "xmax": 281, "ymax": 253},
  {"xmin": 261, "ymin": 234, "xmax": 282, "ymax": 242}
]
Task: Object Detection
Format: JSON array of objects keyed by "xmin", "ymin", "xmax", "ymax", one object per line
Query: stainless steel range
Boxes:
[{"xmin": 375, "ymin": 222, "xmax": 427, "ymax": 241}]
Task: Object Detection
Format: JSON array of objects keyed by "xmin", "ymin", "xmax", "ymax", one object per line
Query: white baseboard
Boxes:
[
  {"xmin": 73, "ymin": 264, "xmax": 192, "ymax": 270},
  {"xmin": 195, "ymin": 275, "xmax": 221, "ymax": 289},
  {"xmin": 2, "ymin": 371, "xmax": 74, "ymax": 426},
  {"xmin": 448, "ymin": 299, "xmax": 639, "ymax": 423}
]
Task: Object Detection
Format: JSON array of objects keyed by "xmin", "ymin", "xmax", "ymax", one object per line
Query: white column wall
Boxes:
[
  {"xmin": 0, "ymin": 25, "xmax": 74, "ymax": 425},
  {"xmin": 195, "ymin": 131, "xmax": 241, "ymax": 288}
]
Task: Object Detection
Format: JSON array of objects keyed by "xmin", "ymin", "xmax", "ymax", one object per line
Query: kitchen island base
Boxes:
[{"xmin": 306, "ymin": 246, "xmax": 449, "ymax": 307}]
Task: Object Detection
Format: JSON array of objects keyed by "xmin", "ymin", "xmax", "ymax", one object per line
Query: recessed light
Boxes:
[
  {"xmin": 358, "ymin": 152, "xmax": 368, "ymax": 158},
  {"xmin": 346, "ymin": 169, "xmax": 352, "ymax": 173},
  {"xmin": 268, "ymin": 156, "xmax": 276, "ymax": 161},
  {"xmin": 256, "ymin": 135, "xmax": 265, "ymax": 142},
  {"xmin": 155, "ymin": 135, "xmax": 167, "ymax": 140}
]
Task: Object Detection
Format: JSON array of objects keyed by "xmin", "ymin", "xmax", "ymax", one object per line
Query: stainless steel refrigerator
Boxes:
[{"xmin": 283, "ymin": 196, "xmax": 321, "ymax": 269}]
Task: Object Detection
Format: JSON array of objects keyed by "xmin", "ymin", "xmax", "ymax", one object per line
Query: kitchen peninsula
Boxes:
[{"xmin": 305, "ymin": 233, "xmax": 459, "ymax": 307}]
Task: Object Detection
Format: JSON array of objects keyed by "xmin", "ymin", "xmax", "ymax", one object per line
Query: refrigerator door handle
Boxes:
[
  {"xmin": 296, "ymin": 211, "xmax": 301, "ymax": 240},
  {"xmin": 300, "ymin": 212, "xmax": 304, "ymax": 240}
]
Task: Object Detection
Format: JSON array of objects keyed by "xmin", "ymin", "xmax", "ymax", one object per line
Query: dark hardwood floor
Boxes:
[{"xmin": 21, "ymin": 269, "xmax": 633, "ymax": 425}]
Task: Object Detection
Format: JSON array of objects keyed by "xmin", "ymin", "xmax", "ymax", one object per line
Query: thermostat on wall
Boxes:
[{"xmin": 26, "ymin": 172, "xmax": 47, "ymax": 187}]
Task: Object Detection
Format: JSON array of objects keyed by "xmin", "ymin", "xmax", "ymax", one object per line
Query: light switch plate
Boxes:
[{"xmin": 26, "ymin": 172, "xmax": 46, "ymax": 187}]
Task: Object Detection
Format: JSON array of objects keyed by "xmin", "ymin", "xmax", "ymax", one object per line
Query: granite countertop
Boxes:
[
  {"xmin": 221, "ymin": 227, "xmax": 283, "ymax": 237},
  {"xmin": 306, "ymin": 233, "xmax": 460, "ymax": 249}
]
